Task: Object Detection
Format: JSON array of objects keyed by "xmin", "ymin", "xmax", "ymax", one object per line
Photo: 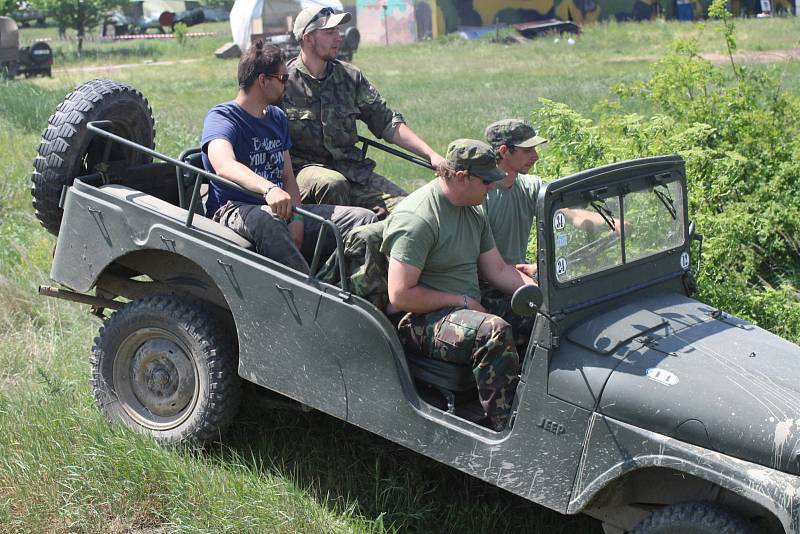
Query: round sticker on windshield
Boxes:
[
  {"xmin": 555, "ymin": 256, "xmax": 567, "ymax": 276},
  {"xmin": 680, "ymin": 251, "xmax": 690, "ymax": 270},
  {"xmin": 553, "ymin": 211, "xmax": 566, "ymax": 231}
]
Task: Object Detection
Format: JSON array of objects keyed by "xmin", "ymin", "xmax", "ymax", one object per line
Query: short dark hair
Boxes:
[{"xmin": 238, "ymin": 40, "xmax": 285, "ymax": 90}]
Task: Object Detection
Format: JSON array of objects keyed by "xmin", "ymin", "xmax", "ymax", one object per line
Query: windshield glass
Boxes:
[{"xmin": 552, "ymin": 178, "xmax": 685, "ymax": 283}]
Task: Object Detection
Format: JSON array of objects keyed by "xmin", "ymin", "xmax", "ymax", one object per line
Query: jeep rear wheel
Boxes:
[
  {"xmin": 631, "ymin": 501, "xmax": 754, "ymax": 534},
  {"xmin": 91, "ymin": 296, "xmax": 241, "ymax": 445},
  {"xmin": 31, "ymin": 78, "xmax": 155, "ymax": 235}
]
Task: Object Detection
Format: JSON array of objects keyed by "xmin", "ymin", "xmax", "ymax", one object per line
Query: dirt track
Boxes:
[{"xmin": 702, "ymin": 48, "xmax": 800, "ymax": 64}]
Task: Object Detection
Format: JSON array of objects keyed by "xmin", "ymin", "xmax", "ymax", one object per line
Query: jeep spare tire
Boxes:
[{"xmin": 32, "ymin": 78, "xmax": 155, "ymax": 235}]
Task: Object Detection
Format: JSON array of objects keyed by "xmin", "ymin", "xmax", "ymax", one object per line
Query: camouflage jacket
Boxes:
[{"xmin": 283, "ymin": 57, "xmax": 405, "ymax": 185}]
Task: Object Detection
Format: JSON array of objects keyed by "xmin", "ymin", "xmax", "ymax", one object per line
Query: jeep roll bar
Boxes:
[
  {"xmin": 85, "ymin": 120, "xmax": 350, "ymax": 291},
  {"xmin": 358, "ymin": 135, "xmax": 435, "ymax": 170}
]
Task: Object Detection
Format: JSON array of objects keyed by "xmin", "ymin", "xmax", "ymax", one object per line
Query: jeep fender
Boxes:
[{"xmin": 570, "ymin": 414, "xmax": 798, "ymax": 533}]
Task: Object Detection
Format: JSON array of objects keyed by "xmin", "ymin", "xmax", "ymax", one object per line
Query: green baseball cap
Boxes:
[
  {"xmin": 485, "ymin": 119, "xmax": 548, "ymax": 149},
  {"xmin": 293, "ymin": 6, "xmax": 351, "ymax": 41},
  {"xmin": 445, "ymin": 139, "xmax": 507, "ymax": 182}
]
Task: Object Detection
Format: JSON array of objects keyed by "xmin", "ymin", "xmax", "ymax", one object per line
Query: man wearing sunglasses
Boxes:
[
  {"xmin": 282, "ymin": 6, "xmax": 446, "ymax": 220},
  {"xmin": 201, "ymin": 41, "xmax": 376, "ymax": 274},
  {"xmin": 381, "ymin": 139, "xmax": 534, "ymax": 432}
]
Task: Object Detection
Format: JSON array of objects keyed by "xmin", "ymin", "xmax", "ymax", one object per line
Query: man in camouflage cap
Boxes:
[
  {"xmin": 282, "ymin": 6, "xmax": 445, "ymax": 220},
  {"xmin": 381, "ymin": 139, "xmax": 535, "ymax": 432},
  {"xmin": 484, "ymin": 118, "xmax": 619, "ymax": 280},
  {"xmin": 483, "ymin": 119, "xmax": 548, "ymax": 278}
]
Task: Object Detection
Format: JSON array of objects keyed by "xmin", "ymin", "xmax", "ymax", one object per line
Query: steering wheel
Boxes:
[{"xmin": 563, "ymin": 231, "xmax": 620, "ymax": 267}]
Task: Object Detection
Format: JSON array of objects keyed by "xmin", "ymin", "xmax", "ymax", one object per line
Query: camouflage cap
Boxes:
[
  {"xmin": 293, "ymin": 6, "xmax": 351, "ymax": 41},
  {"xmin": 446, "ymin": 139, "xmax": 506, "ymax": 182},
  {"xmin": 485, "ymin": 119, "xmax": 548, "ymax": 150}
]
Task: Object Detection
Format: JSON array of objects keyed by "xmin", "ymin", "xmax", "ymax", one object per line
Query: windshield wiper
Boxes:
[
  {"xmin": 653, "ymin": 186, "xmax": 677, "ymax": 220},
  {"xmin": 589, "ymin": 200, "xmax": 616, "ymax": 232}
]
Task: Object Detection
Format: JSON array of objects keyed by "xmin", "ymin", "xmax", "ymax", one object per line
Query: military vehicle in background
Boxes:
[
  {"xmin": 9, "ymin": 2, "xmax": 46, "ymax": 26},
  {"xmin": 103, "ymin": 0, "xmax": 228, "ymax": 36},
  {"xmin": 0, "ymin": 16, "xmax": 53, "ymax": 79}
]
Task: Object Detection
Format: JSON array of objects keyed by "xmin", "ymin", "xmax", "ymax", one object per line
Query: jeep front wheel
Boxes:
[
  {"xmin": 631, "ymin": 501, "xmax": 754, "ymax": 534},
  {"xmin": 90, "ymin": 296, "xmax": 241, "ymax": 445}
]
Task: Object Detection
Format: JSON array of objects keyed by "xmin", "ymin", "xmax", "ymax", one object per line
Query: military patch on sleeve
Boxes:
[{"xmin": 367, "ymin": 83, "xmax": 379, "ymax": 98}]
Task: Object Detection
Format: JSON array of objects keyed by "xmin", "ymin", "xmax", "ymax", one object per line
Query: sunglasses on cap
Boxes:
[
  {"xmin": 264, "ymin": 73, "xmax": 290, "ymax": 84},
  {"xmin": 303, "ymin": 7, "xmax": 335, "ymax": 36}
]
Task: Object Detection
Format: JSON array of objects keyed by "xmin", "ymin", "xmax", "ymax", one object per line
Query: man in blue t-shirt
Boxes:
[{"xmin": 201, "ymin": 41, "xmax": 375, "ymax": 273}]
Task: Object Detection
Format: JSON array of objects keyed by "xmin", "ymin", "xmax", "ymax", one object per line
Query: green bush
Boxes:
[
  {"xmin": 173, "ymin": 22, "xmax": 188, "ymax": 46},
  {"xmin": 531, "ymin": 0, "xmax": 800, "ymax": 341}
]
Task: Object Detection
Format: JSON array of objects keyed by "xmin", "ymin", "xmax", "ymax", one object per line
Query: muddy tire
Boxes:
[
  {"xmin": 31, "ymin": 78, "xmax": 155, "ymax": 235},
  {"xmin": 631, "ymin": 501, "xmax": 754, "ymax": 534},
  {"xmin": 91, "ymin": 296, "xmax": 241, "ymax": 445}
]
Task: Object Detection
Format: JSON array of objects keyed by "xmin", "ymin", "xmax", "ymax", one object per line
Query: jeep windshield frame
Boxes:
[{"xmin": 536, "ymin": 156, "xmax": 690, "ymax": 317}]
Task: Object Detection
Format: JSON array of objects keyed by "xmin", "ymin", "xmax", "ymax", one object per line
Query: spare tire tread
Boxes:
[{"xmin": 31, "ymin": 78, "xmax": 155, "ymax": 235}]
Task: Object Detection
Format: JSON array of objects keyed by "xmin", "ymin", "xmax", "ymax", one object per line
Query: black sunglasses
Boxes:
[
  {"xmin": 265, "ymin": 73, "xmax": 290, "ymax": 84},
  {"xmin": 302, "ymin": 7, "xmax": 335, "ymax": 36},
  {"xmin": 468, "ymin": 172, "xmax": 494, "ymax": 186}
]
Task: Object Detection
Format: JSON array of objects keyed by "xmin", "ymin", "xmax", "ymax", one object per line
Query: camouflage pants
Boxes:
[
  {"xmin": 318, "ymin": 220, "xmax": 389, "ymax": 310},
  {"xmin": 480, "ymin": 285, "xmax": 535, "ymax": 352},
  {"xmin": 296, "ymin": 165, "xmax": 407, "ymax": 220},
  {"xmin": 213, "ymin": 201, "xmax": 376, "ymax": 274},
  {"xmin": 397, "ymin": 307, "xmax": 520, "ymax": 431}
]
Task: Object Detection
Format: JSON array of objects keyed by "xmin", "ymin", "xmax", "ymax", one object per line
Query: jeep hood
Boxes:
[{"xmin": 572, "ymin": 296, "xmax": 800, "ymax": 475}]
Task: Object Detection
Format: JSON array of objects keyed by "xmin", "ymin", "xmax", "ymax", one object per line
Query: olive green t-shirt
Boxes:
[
  {"xmin": 484, "ymin": 174, "xmax": 541, "ymax": 265},
  {"xmin": 381, "ymin": 179, "xmax": 495, "ymax": 299}
]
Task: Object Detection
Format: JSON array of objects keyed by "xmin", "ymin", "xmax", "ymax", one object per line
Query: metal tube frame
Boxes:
[
  {"xmin": 358, "ymin": 135, "xmax": 434, "ymax": 170},
  {"xmin": 86, "ymin": 120, "xmax": 350, "ymax": 292}
]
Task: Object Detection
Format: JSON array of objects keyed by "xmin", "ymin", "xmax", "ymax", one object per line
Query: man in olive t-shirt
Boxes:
[
  {"xmin": 484, "ymin": 119, "xmax": 625, "ymax": 279},
  {"xmin": 381, "ymin": 139, "xmax": 534, "ymax": 432},
  {"xmin": 483, "ymin": 119, "xmax": 548, "ymax": 277}
]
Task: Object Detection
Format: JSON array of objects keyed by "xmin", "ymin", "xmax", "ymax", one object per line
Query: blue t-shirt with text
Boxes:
[{"xmin": 201, "ymin": 102, "xmax": 291, "ymax": 217}]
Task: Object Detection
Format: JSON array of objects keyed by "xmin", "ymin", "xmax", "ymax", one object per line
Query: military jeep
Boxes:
[{"xmin": 34, "ymin": 79, "xmax": 800, "ymax": 534}]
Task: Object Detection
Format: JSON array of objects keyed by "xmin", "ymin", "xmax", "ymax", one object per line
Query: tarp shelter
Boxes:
[
  {"xmin": 0, "ymin": 16, "xmax": 20, "ymax": 63},
  {"xmin": 229, "ymin": 0, "xmax": 344, "ymax": 52}
]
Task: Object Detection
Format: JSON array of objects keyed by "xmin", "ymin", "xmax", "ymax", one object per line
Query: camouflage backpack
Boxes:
[{"xmin": 318, "ymin": 220, "xmax": 389, "ymax": 310}]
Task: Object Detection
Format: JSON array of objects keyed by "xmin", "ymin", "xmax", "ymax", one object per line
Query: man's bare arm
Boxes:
[
  {"xmin": 478, "ymin": 247, "xmax": 534, "ymax": 295},
  {"xmin": 387, "ymin": 258, "xmax": 485, "ymax": 314},
  {"xmin": 207, "ymin": 138, "xmax": 293, "ymax": 219},
  {"xmin": 389, "ymin": 123, "xmax": 446, "ymax": 169}
]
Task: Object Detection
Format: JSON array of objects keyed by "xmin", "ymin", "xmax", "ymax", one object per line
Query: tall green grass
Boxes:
[{"xmin": 1, "ymin": 16, "xmax": 799, "ymax": 532}]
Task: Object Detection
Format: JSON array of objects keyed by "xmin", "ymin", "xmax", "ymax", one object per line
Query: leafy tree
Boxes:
[
  {"xmin": 203, "ymin": 0, "xmax": 233, "ymax": 11},
  {"xmin": 1, "ymin": 0, "xmax": 21, "ymax": 17},
  {"xmin": 30, "ymin": 0, "xmax": 127, "ymax": 53}
]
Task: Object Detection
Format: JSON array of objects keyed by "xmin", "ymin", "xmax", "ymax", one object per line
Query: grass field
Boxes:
[{"xmin": 2, "ymin": 15, "xmax": 799, "ymax": 533}]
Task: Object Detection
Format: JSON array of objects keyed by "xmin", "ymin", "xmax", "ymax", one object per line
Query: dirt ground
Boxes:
[{"xmin": 702, "ymin": 47, "xmax": 800, "ymax": 63}]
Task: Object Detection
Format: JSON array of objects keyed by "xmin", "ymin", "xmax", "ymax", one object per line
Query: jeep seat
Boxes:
[
  {"xmin": 406, "ymin": 354, "xmax": 475, "ymax": 414},
  {"xmin": 99, "ymin": 184, "xmax": 253, "ymax": 250}
]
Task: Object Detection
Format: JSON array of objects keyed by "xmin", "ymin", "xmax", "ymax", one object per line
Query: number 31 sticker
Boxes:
[{"xmin": 553, "ymin": 211, "xmax": 566, "ymax": 231}]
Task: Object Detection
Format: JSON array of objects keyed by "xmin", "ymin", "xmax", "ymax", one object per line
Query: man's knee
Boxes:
[{"xmin": 297, "ymin": 167, "xmax": 351, "ymax": 205}]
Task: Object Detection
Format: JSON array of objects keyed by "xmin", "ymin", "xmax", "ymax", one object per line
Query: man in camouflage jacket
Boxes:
[{"xmin": 283, "ymin": 6, "xmax": 445, "ymax": 219}]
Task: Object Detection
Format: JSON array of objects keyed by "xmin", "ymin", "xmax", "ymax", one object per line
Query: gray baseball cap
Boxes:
[
  {"xmin": 446, "ymin": 139, "xmax": 506, "ymax": 182},
  {"xmin": 485, "ymin": 119, "xmax": 548, "ymax": 149},
  {"xmin": 293, "ymin": 6, "xmax": 351, "ymax": 41}
]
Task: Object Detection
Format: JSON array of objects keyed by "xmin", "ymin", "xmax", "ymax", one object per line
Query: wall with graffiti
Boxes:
[{"xmin": 354, "ymin": 0, "xmax": 726, "ymax": 44}]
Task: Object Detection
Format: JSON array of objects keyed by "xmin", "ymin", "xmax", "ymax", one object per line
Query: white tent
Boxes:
[{"xmin": 229, "ymin": 0, "xmax": 343, "ymax": 52}]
